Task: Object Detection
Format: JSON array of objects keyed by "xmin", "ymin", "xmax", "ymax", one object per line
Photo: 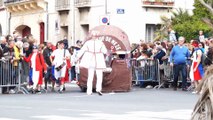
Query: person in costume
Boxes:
[
  {"xmin": 77, "ymin": 31, "xmax": 108, "ymax": 95},
  {"xmin": 23, "ymin": 45, "xmax": 47, "ymax": 93},
  {"xmin": 190, "ymin": 40, "xmax": 204, "ymax": 94}
]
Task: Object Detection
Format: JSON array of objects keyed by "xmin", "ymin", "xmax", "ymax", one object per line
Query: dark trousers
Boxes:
[
  {"xmin": 173, "ymin": 64, "xmax": 187, "ymax": 89},
  {"xmin": 71, "ymin": 66, "xmax": 76, "ymax": 80}
]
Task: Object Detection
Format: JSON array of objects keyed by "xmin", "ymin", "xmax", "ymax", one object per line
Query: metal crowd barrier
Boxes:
[
  {"xmin": 0, "ymin": 59, "xmax": 29, "ymax": 94},
  {"xmin": 156, "ymin": 60, "xmax": 174, "ymax": 89},
  {"xmin": 131, "ymin": 59, "xmax": 160, "ymax": 88},
  {"xmin": 157, "ymin": 60, "xmax": 191, "ymax": 89}
]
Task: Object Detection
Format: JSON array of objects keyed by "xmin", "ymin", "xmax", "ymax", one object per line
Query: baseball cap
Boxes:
[{"xmin": 33, "ymin": 45, "xmax": 38, "ymax": 49}]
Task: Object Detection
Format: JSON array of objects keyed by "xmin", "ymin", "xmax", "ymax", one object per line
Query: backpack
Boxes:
[{"xmin": 196, "ymin": 49, "xmax": 211, "ymax": 66}]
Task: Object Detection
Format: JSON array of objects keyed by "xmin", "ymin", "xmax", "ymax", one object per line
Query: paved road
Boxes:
[{"xmin": 0, "ymin": 84, "xmax": 198, "ymax": 120}]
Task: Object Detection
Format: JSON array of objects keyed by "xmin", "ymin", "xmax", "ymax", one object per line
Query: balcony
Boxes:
[
  {"xmin": 55, "ymin": 0, "xmax": 70, "ymax": 11},
  {"xmin": 75, "ymin": 0, "xmax": 91, "ymax": 8},
  {"xmin": 142, "ymin": 0, "xmax": 174, "ymax": 9},
  {"xmin": 4, "ymin": 0, "xmax": 47, "ymax": 13}
]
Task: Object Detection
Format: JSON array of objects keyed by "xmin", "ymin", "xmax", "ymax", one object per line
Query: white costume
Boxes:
[
  {"xmin": 51, "ymin": 49, "xmax": 71, "ymax": 79},
  {"xmin": 78, "ymin": 38, "xmax": 107, "ymax": 95},
  {"xmin": 31, "ymin": 53, "xmax": 40, "ymax": 90}
]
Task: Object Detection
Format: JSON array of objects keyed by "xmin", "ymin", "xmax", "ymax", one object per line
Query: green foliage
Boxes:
[
  {"xmin": 169, "ymin": 1, "xmax": 213, "ymax": 42},
  {"xmin": 157, "ymin": 0, "xmax": 213, "ymax": 42},
  {"xmin": 173, "ymin": 18, "xmax": 212, "ymax": 42},
  {"xmin": 193, "ymin": 0, "xmax": 213, "ymax": 20},
  {"xmin": 171, "ymin": 9, "xmax": 192, "ymax": 25}
]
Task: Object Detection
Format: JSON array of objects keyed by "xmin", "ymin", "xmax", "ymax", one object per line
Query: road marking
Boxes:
[
  {"xmin": 30, "ymin": 109, "xmax": 192, "ymax": 120},
  {"xmin": 0, "ymin": 105, "xmax": 32, "ymax": 110},
  {"xmin": 0, "ymin": 118, "xmax": 20, "ymax": 120},
  {"xmin": 57, "ymin": 108, "xmax": 101, "ymax": 113}
]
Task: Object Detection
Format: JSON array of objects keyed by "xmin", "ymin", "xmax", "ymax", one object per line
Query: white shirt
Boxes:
[
  {"xmin": 31, "ymin": 53, "xmax": 37, "ymax": 70},
  {"xmin": 51, "ymin": 49, "xmax": 71, "ymax": 67}
]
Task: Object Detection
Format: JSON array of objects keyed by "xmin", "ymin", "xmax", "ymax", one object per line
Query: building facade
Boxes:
[
  {"xmin": 0, "ymin": 0, "xmax": 8, "ymax": 36},
  {"xmin": 74, "ymin": 0, "xmax": 194, "ymax": 44},
  {"xmin": 1, "ymin": 0, "xmax": 194, "ymax": 45}
]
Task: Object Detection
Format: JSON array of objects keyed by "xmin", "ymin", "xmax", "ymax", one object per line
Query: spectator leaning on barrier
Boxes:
[
  {"xmin": 21, "ymin": 42, "xmax": 31, "ymax": 84},
  {"xmin": 169, "ymin": 36, "xmax": 190, "ymax": 91},
  {"xmin": 23, "ymin": 45, "xmax": 47, "ymax": 94}
]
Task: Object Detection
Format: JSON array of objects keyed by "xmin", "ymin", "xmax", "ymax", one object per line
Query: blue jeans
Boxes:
[{"xmin": 173, "ymin": 64, "xmax": 187, "ymax": 89}]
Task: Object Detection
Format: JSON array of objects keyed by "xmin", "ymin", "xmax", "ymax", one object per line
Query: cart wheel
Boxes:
[{"xmin": 80, "ymin": 86, "xmax": 87, "ymax": 92}]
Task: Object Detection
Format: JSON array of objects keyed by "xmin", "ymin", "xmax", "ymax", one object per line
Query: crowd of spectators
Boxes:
[
  {"xmin": 0, "ymin": 31, "xmax": 82, "ymax": 94},
  {"xmin": 131, "ymin": 31, "xmax": 213, "ymax": 92}
]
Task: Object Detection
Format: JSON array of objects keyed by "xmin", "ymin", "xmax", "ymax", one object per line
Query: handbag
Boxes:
[{"xmin": 55, "ymin": 62, "xmax": 66, "ymax": 71}]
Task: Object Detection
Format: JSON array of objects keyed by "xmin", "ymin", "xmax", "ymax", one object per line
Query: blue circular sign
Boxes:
[{"xmin": 102, "ymin": 17, "xmax": 108, "ymax": 24}]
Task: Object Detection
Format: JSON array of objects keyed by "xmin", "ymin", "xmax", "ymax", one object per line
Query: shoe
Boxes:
[
  {"xmin": 97, "ymin": 91, "xmax": 103, "ymax": 96},
  {"xmin": 36, "ymin": 91, "xmax": 42, "ymax": 94},
  {"xmin": 58, "ymin": 88, "xmax": 63, "ymax": 94},
  {"xmin": 173, "ymin": 87, "xmax": 177, "ymax": 91},
  {"xmin": 62, "ymin": 87, "xmax": 66, "ymax": 91},
  {"xmin": 87, "ymin": 93, "xmax": 92, "ymax": 95},
  {"xmin": 182, "ymin": 88, "xmax": 187, "ymax": 91},
  {"xmin": 192, "ymin": 91, "xmax": 198, "ymax": 94},
  {"xmin": 32, "ymin": 89, "xmax": 36, "ymax": 94}
]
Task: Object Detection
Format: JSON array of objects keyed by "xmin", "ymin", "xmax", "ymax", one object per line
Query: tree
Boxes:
[
  {"xmin": 171, "ymin": 8, "xmax": 211, "ymax": 42},
  {"xmin": 154, "ymin": 16, "xmax": 171, "ymax": 41}
]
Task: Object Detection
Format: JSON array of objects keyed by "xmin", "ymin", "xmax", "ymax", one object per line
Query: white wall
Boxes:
[
  {"xmin": 75, "ymin": 0, "xmax": 195, "ymax": 44},
  {"xmin": 0, "ymin": 10, "xmax": 8, "ymax": 36}
]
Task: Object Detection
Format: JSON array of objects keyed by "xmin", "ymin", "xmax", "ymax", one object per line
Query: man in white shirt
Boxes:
[{"xmin": 50, "ymin": 40, "xmax": 71, "ymax": 93}]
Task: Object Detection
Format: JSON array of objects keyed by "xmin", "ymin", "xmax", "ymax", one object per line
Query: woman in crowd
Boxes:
[
  {"xmin": 23, "ymin": 45, "xmax": 47, "ymax": 93},
  {"xmin": 190, "ymin": 40, "xmax": 205, "ymax": 94}
]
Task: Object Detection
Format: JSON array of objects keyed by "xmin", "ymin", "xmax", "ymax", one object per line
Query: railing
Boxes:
[
  {"xmin": 131, "ymin": 59, "xmax": 161, "ymax": 88},
  {"xmin": 0, "ymin": 59, "xmax": 28, "ymax": 94},
  {"xmin": 4, "ymin": 0, "xmax": 24, "ymax": 4},
  {"xmin": 142, "ymin": 0, "xmax": 174, "ymax": 8},
  {"xmin": 55, "ymin": 0, "xmax": 70, "ymax": 11},
  {"xmin": 75, "ymin": 0, "xmax": 91, "ymax": 7}
]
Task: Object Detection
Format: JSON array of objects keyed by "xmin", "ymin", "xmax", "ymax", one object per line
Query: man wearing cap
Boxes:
[
  {"xmin": 77, "ymin": 31, "xmax": 108, "ymax": 95},
  {"xmin": 23, "ymin": 45, "xmax": 47, "ymax": 93},
  {"xmin": 50, "ymin": 40, "xmax": 71, "ymax": 93}
]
